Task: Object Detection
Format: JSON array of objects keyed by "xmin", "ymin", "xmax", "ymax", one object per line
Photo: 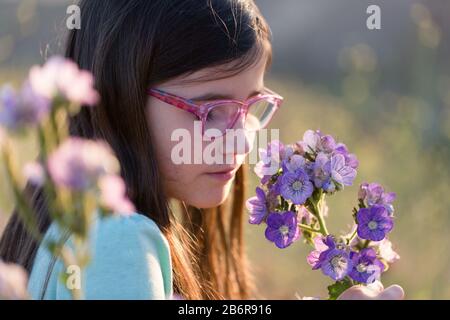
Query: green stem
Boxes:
[
  {"xmin": 362, "ymin": 239, "xmax": 371, "ymax": 249},
  {"xmin": 309, "ymin": 190, "xmax": 329, "ymax": 235},
  {"xmin": 37, "ymin": 125, "xmax": 48, "ymax": 162},
  {"xmin": 298, "ymin": 223, "xmax": 321, "ymax": 233},
  {"xmin": 347, "ymin": 228, "xmax": 358, "ymax": 245},
  {"xmin": 49, "ymin": 239, "xmax": 83, "ymax": 300},
  {"xmin": 316, "ymin": 209, "xmax": 329, "ymax": 235},
  {"xmin": 49, "ymin": 108, "xmax": 61, "ymax": 146},
  {"xmin": 37, "ymin": 125, "xmax": 65, "ymax": 225},
  {"xmin": 1, "ymin": 147, "xmax": 42, "ymax": 242}
]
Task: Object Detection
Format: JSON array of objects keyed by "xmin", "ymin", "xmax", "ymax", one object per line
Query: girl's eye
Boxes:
[
  {"xmin": 206, "ymin": 112, "xmax": 215, "ymax": 122},
  {"xmin": 206, "ymin": 104, "xmax": 240, "ymax": 123}
]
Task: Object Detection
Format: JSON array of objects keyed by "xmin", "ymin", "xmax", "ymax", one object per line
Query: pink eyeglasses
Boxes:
[{"xmin": 147, "ymin": 87, "xmax": 283, "ymax": 138}]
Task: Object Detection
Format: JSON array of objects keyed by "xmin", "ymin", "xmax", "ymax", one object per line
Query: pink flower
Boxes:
[
  {"xmin": 29, "ymin": 56, "xmax": 99, "ymax": 106},
  {"xmin": 23, "ymin": 162, "xmax": 45, "ymax": 186},
  {"xmin": 297, "ymin": 205, "xmax": 314, "ymax": 224},
  {"xmin": 297, "ymin": 130, "xmax": 321, "ymax": 154},
  {"xmin": 98, "ymin": 174, "xmax": 135, "ymax": 215},
  {"xmin": 373, "ymin": 239, "xmax": 400, "ymax": 264},
  {"xmin": 0, "ymin": 260, "xmax": 29, "ymax": 300},
  {"xmin": 48, "ymin": 138, "xmax": 119, "ymax": 191}
]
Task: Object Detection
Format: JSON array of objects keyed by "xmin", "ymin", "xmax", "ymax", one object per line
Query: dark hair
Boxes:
[{"xmin": 0, "ymin": 0, "xmax": 272, "ymax": 299}]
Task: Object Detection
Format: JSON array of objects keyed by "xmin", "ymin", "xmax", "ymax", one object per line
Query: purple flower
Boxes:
[
  {"xmin": 349, "ymin": 248, "xmax": 384, "ymax": 284},
  {"xmin": 308, "ymin": 236, "xmax": 350, "ymax": 279},
  {"xmin": 307, "ymin": 236, "xmax": 352, "ymax": 280},
  {"xmin": 296, "ymin": 130, "xmax": 321, "ymax": 154},
  {"xmin": 266, "ymin": 183, "xmax": 281, "ymax": 210},
  {"xmin": 322, "ymin": 180, "xmax": 336, "ymax": 193},
  {"xmin": 329, "ymin": 153, "xmax": 357, "ymax": 188},
  {"xmin": 311, "ymin": 152, "xmax": 356, "ymax": 192},
  {"xmin": 280, "ymin": 168, "xmax": 313, "ymax": 205},
  {"xmin": 282, "ymin": 154, "xmax": 306, "ymax": 173},
  {"xmin": 264, "ymin": 211, "xmax": 300, "ymax": 248},
  {"xmin": 356, "ymin": 205, "xmax": 394, "ymax": 241},
  {"xmin": 312, "ymin": 152, "xmax": 331, "ymax": 188},
  {"xmin": 358, "ymin": 182, "xmax": 396, "ymax": 215},
  {"xmin": 343, "ymin": 153, "xmax": 359, "ymax": 169},
  {"xmin": 320, "ymin": 248, "xmax": 352, "ymax": 281},
  {"xmin": 319, "ymin": 135, "xmax": 337, "ymax": 153},
  {"xmin": 254, "ymin": 140, "xmax": 284, "ymax": 184},
  {"xmin": 268, "ymin": 179, "xmax": 281, "ymax": 197},
  {"xmin": 48, "ymin": 138, "xmax": 119, "ymax": 191},
  {"xmin": 280, "ymin": 144, "xmax": 295, "ymax": 161},
  {"xmin": 296, "ymin": 130, "xmax": 359, "ymax": 171},
  {"xmin": 333, "ymin": 143, "xmax": 359, "ymax": 169},
  {"xmin": 0, "ymin": 83, "xmax": 51, "ymax": 131},
  {"xmin": 246, "ymin": 187, "xmax": 269, "ymax": 225},
  {"xmin": 307, "ymin": 236, "xmax": 334, "ymax": 268}
]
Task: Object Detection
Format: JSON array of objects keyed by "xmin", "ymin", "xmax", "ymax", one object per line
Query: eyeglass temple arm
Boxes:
[{"xmin": 148, "ymin": 88, "xmax": 199, "ymax": 112}]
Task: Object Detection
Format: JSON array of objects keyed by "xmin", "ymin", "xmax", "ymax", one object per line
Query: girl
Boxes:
[{"xmin": 0, "ymin": 0, "xmax": 404, "ymax": 300}]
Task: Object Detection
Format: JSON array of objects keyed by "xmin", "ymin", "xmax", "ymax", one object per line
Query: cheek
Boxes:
[
  {"xmin": 147, "ymin": 100, "xmax": 234, "ymax": 207},
  {"xmin": 146, "ymin": 102, "xmax": 198, "ymax": 184}
]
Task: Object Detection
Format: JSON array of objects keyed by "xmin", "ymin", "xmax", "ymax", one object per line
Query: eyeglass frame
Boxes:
[{"xmin": 147, "ymin": 87, "xmax": 283, "ymax": 137}]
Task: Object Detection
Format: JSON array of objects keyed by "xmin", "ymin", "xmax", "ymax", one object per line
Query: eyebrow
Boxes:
[{"xmin": 190, "ymin": 89, "xmax": 263, "ymax": 102}]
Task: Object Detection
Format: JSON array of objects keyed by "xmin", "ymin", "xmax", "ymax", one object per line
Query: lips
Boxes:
[
  {"xmin": 205, "ymin": 167, "xmax": 239, "ymax": 182},
  {"xmin": 208, "ymin": 167, "xmax": 238, "ymax": 175}
]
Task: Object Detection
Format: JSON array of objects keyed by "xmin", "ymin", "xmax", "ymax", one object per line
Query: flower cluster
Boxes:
[
  {"xmin": 307, "ymin": 235, "xmax": 386, "ymax": 284},
  {"xmin": 0, "ymin": 56, "xmax": 134, "ymax": 300},
  {"xmin": 28, "ymin": 56, "xmax": 99, "ymax": 106},
  {"xmin": 247, "ymin": 130, "xmax": 399, "ymax": 299},
  {"xmin": 0, "ymin": 56, "xmax": 134, "ymax": 216},
  {"xmin": 0, "ymin": 57, "xmax": 99, "ymax": 133},
  {"xmin": 248, "ymin": 130, "xmax": 358, "ymax": 244}
]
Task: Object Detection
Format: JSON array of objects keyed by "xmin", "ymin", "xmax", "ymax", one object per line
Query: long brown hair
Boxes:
[{"xmin": 0, "ymin": 0, "xmax": 272, "ymax": 299}]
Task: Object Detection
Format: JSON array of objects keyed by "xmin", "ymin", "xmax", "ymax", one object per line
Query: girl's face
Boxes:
[{"xmin": 146, "ymin": 54, "xmax": 268, "ymax": 208}]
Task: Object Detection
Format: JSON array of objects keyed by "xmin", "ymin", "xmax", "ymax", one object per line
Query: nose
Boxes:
[{"xmin": 223, "ymin": 112, "xmax": 255, "ymax": 157}]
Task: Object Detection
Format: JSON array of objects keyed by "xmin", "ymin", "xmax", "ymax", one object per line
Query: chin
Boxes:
[{"xmin": 188, "ymin": 183, "xmax": 233, "ymax": 209}]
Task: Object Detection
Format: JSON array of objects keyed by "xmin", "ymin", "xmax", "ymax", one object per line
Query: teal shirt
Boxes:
[{"xmin": 28, "ymin": 213, "xmax": 173, "ymax": 300}]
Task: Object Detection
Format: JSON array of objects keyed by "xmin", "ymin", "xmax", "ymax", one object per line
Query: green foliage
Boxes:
[{"xmin": 327, "ymin": 278, "xmax": 354, "ymax": 300}]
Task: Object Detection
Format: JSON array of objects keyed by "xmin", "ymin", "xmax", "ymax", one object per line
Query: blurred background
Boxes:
[{"xmin": 0, "ymin": 0, "xmax": 449, "ymax": 299}]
